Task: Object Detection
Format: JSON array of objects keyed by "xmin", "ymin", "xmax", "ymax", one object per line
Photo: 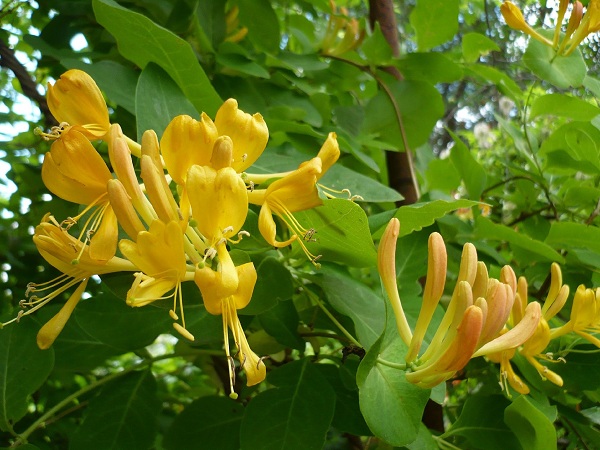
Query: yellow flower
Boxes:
[
  {"xmin": 3, "ymin": 214, "xmax": 136, "ymax": 349},
  {"xmin": 161, "ymin": 99, "xmax": 268, "ymax": 185},
  {"xmin": 500, "ymin": 1, "xmax": 553, "ymax": 46},
  {"xmin": 550, "ymin": 284, "xmax": 600, "ymax": 347},
  {"xmin": 247, "ymin": 133, "xmax": 340, "ymax": 263},
  {"xmin": 195, "ymin": 246, "xmax": 266, "ymax": 394},
  {"xmin": 119, "ymin": 220, "xmax": 194, "ymax": 339},
  {"xmin": 46, "ymin": 69, "xmax": 111, "ymax": 140},
  {"xmin": 41, "ymin": 127, "xmax": 117, "ymax": 261}
]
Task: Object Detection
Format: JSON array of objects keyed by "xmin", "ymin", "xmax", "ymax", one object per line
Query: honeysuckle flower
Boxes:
[
  {"xmin": 486, "ymin": 263, "xmax": 568, "ymax": 394},
  {"xmin": 2, "ymin": 214, "xmax": 136, "ymax": 348},
  {"xmin": 550, "ymin": 284, "xmax": 600, "ymax": 347},
  {"xmin": 119, "ymin": 220, "xmax": 195, "ymax": 340},
  {"xmin": 500, "ymin": 2, "xmax": 553, "ymax": 46},
  {"xmin": 41, "ymin": 128, "xmax": 118, "ymax": 261},
  {"xmin": 45, "ymin": 69, "xmax": 111, "ymax": 140},
  {"xmin": 247, "ymin": 133, "xmax": 340, "ymax": 264},
  {"xmin": 195, "ymin": 248, "xmax": 266, "ymax": 395},
  {"xmin": 161, "ymin": 99, "xmax": 268, "ymax": 185},
  {"xmin": 321, "ymin": 2, "xmax": 364, "ymax": 56},
  {"xmin": 377, "ymin": 218, "xmax": 541, "ymax": 389}
]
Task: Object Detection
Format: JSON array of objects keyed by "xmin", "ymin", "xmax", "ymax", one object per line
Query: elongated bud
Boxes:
[
  {"xmin": 565, "ymin": 1, "xmax": 584, "ymax": 40},
  {"xmin": 107, "ymin": 179, "xmax": 146, "ymax": 240},
  {"xmin": 478, "ymin": 281, "xmax": 513, "ymax": 346},
  {"xmin": 37, "ymin": 279, "xmax": 89, "ymax": 349},
  {"xmin": 472, "ymin": 262, "xmax": 489, "ymax": 300},
  {"xmin": 500, "ymin": 265, "xmax": 517, "ymax": 297},
  {"xmin": 473, "ymin": 301, "xmax": 541, "ymax": 357},
  {"xmin": 406, "ymin": 232, "xmax": 447, "ymax": 363},
  {"xmin": 501, "ymin": 2, "xmax": 530, "ymax": 32},
  {"xmin": 457, "ymin": 242, "xmax": 478, "ymax": 286},
  {"xmin": 377, "ymin": 218, "xmax": 412, "ymax": 346},
  {"xmin": 141, "ymin": 129, "xmax": 163, "ymax": 170},
  {"xmin": 141, "ymin": 155, "xmax": 179, "ymax": 223},
  {"xmin": 511, "ymin": 276, "xmax": 528, "ymax": 325}
]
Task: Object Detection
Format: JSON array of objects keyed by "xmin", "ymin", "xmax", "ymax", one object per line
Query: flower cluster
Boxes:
[
  {"xmin": 501, "ymin": 0, "xmax": 600, "ymax": 56},
  {"xmin": 378, "ymin": 218, "xmax": 600, "ymax": 395},
  {"xmin": 8, "ymin": 69, "xmax": 340, "ymax": 396}
]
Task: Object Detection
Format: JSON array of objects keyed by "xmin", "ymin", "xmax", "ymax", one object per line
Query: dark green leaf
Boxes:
[
  {"xmin": 93, "ymin": 0, "xmax": 222, "ymax": 115},
  {"xmin": 320, "ymin": 164, "xmax": 403, "ymax": 203},
  {"xmin": 240, "ymin": 257, "xmax": 294, "ymax": 315},
  {"xmin": 258, "ymin": 301, "xmax": 304, "ymax": 350},
  {"xmin": 240, "ymin": 359, "xmax": 336, "ymax": 450},
  {"xmin": 70, "ymin": 370, "xmax": 161, "ymax": 450},
  {"xmin": 238, "ymin": 0, "xmax": 280, "ymax": 53},
  {"xmin": 163, "ymin": 395, "xmax": 244, "ymax": 450},
  {"xmin": 136, "ymin": 63, "xmax": 198, "ymax": 140},
  {"xmin": 395, "ymin": 52, "xmax": 463, "ymax": 84},
  {"xmin": 362, "ymin": 24, "xmax": 393, "ymax": 66},
  {"xmin": 0, "ymin": 318, "xmax": 54, "ymax": 432}
]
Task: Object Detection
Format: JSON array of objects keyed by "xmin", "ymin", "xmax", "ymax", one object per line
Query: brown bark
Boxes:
[{"xmin": 368, "ymin": 0, "xmax": 419, "ymax": 206}]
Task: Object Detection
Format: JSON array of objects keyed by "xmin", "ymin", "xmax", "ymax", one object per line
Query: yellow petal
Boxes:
[
  {"xmin": 107, "ymin": 179, "xmax": 146, "ymax": 240},
  {"xmin": 161, "ymin": 114, "xmax": 217, "ymax": 185},
  {"xmin": 257, "ymin": 202, "xmax": 297, "ymax": 248},
  {"xmin": 89, "ymin": 205, "xmax": 118, "ymax": 261},
  {"xmin": 47, "ymin": 69, "xmax": 110, "ymax": 139},
  {"xmin": 37, "ymin": 278, "xmax": 88, "ymax": 349},
  {"xmin": 41, "ymin": 129, "xmax": 112, "ymax": 205},
  {"xmin": 214, "ymin": 99, "xmax": 268, "ymax": 172},
  {"xmin": 141, "ymin": 155, "xmax": 179, "ymax": 223},
  {"xmin": 265, "ymin": 157, "xmax": 322, "ymax": 213},
  {"xmin": 126, "ymin": 273, "xmax": 178, "ymax": 307},
  {"xmin": 315, "ymin": 132, "xmax": 340, "ymax": 176}
]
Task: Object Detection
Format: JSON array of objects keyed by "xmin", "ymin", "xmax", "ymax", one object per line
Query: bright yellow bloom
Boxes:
[
  {"xmin": 119, "ymin": 220, "xmax": 194, "ymax": 339},
  {"xmin": 550, "ymin": 284, "xmax": 600, "ymax": 347},
  {"xmin": 3, "ymin": 214, "xmax": 136, "ymax": 349},
  {"xmin": 247, "ymin": 133, "xmax": 340, "ymax": 263},
  {"xmin": 46, "ymin": 69, "xmax": 111, "ymax": 140},
  {"xmin": 377, "ymin": 218, "xmax": 541, "ymax": 388},
  {"xmin": 161, "ymin": 99, "xmax": 268, "ymax": 185},
  {"xmin": 41, "ymin": 128, "xmax": 117, "ymax": 260},
  {"xmin": 195, "ymin": 247, "xmax": 266, "ymax": 394},
  {"xmin": 500, "ymin": 1, "xmax": 553, "ymax": 46}
]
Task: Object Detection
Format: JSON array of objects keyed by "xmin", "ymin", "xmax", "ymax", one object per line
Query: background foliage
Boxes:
[{"xmin": 1, "ymin": 0, "xmax": 600, "ymax": 448}]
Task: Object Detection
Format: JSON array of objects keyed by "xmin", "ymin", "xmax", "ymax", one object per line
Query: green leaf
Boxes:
[
  {"xmin": 238, "ymin": 0, "xmax": 280, "ymax": 53},
  {"xmin": 443, "ymin": 394, "xmax": 520, "ymax": 450},
  {"xmin": 319, "ymin": 265, "xmax": 385, "ymax": 350},
  {"xmin": 356, "ymin": 295, "xmax": 430, "ymax": 446},
  {"xmin": 504, "ymin": 396, "xmax": 557, "ymax": 450},
  {"xmin": 545, "ymin": 221, "xmax": 600, "ymax": 254},
  {"xmin": 0, "ymin": 318, "xmax": 54, "ymax": 432},
  {"xmin": 395, "ymin": 52, "xmax": 463, "ymax": 84},
  {"xmin": 240, "ymin": 257, "xmax": 293, "ymax": 315},
  {"xmin": 72, "ymin": 286, "xmax": 171, "ymax": 352},
  {"xmin": 135, "ymin": 63, "xmax": 199, "ymax": 140},
  {"xmin": 320, "ymin": 164, "xmax": 403, "ymax": 203},
  {"xmin": 474, "ymin": 216, "xmax": 565, "ymax": 263},
  {"xmin": 93, "ymin": 0, "xmax": 222, "ymax": 116},
  {"xmin": 292, "ymin": 198, "xmax": 377, "ymax": 268},
  {"xmin": 410, "ymin": 0, "xmax": 459, "ymax": 51},
  {"xmin": 70, "ymin": 370, "xmax": 161, "ymax": 450},
  {"xmin": 362, "ymin": 80, "xmax": 444, "ymax": 151},
  {"xmin": 449, "ymin": 130, "xmax": 487, "ymax": 198},
  {"xmin": 61, "ymin": 59, "xmax": 138, "ymax": 114},
  {"xmin": 362, "ymin": 24, "xmax": 393, "ymax": 66},
  {"xmin": 373, "ymin": 199, "xmax": 480, "ymax": 239},
  {"xmin": 466, "ymin": 64, "xmax": 522, "ymax": 101},
  {"xmin": 583, "ymin": 75, "xmax": 600, "ymax": 98},
  {"xmin": 462, "ymin": 32, "xmax": 500, "ymax": 63},
  {"xmin": 163, "ymin": 395, "xmax": 244, "ymax": 450},
  {"xmin": 523, "ymin": 33, "xmax": 587, "ymax": 89},
  {"xmin": 216, "ymin": 42, "xmax": 270, "ymax": 79},
  {"xmin": 193, "ymin": 0, "xmax": 226, "ymax": 52},
  {"xmin": 540, "ymin": 122, "xmax": 600, "ymax": 174},
  {"xmin": 258, "ymin": 301, "xmax": 305, "ymax": 350},
  {"xmin": 530, "ymin": 94, "xmax": 600, "ymax": 121},
  {"xmin": 240, "ymin": 359, "xmax": 336, "ymax": 450}
]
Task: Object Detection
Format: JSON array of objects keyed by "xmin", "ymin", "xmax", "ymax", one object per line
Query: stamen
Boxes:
[
  {"xmin": 34, "ymin": 122, "xmax": 71, "ymax": 141},
  {"xmin": 247, "ymin": 181, "xmax": 255, "ymax": 192},
  {"xmin": 169, "ymin": 309, "xmax": 179, "ymax": 320},
  {"xmin": 173, "ymin": 322, "xmax": 195, "ymax": 341},
  {"xmin": 228, "ymin": 230, "xmax": 250, "ymax": 244},
  {"xmin": 303, "ymin": 228, "xmax": 317, "ymax": 242}
]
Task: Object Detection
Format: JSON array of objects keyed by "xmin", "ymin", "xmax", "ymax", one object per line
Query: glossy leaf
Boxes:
[
  {"xmin": 135, "ymin": 63, "xmax": 198, "ymax": 140},
  {"xmin": 240, "ymin": 257, "xmax": 294, "ymax": 315},
  {"xmin": 70, "ymin": 370, "xmax": 161, "ymax": 450},
  {"xmin": 93, "ymin": 0, "xmax": 222, "ymax": 115},
  {"xmin": 504, "ymin": 396, "xmax": 557, "ymax": 450},
  {"xmin": 293, "ymin": 198, "xmax": 377, "ymax": 268},
  {"xmin": 238, "ymin": 0, "xmax": 280, "ymax": 53},
  {"xmin": 0, "ymin": 318, "xmax": 54, "ymax": 432},
  {"xmin": 163, "ymin": 395, "xmax": 244, "ymax": 450},
  {"xmin": 240, "ymin": 359, "xmax": 336, "ymax": 450}
]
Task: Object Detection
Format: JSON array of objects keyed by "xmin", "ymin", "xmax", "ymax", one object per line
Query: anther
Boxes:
[
  {"xmin": 247, "ymin": 181, "xmax": 255, "ymax": 192},
  {"xmin": 303, "ymin": 228, "xmax": 317, "ymax": 242}
]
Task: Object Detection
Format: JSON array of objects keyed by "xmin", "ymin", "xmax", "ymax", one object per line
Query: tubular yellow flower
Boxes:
[
  {"xmin": 214, "ymin": 98, "xmax": 268, "ymax": 173},
  {"xmin": 195, "ymin": 252, "xmax": 266, "ymax": 394},
  {"xmin": 119, "ymin": 220, "xmax": 194, "ymax": 338},
  {"xmin": 550, "ymin": 284, "xmax": 600, "ymax": 347},
  {"xmin": 46, "ymin": 69, "xmax": 110, "ymax": 140},
  {"xmin": 500, "ymin": 1, "xmax": 553, "ymax": 46},
  {"xmin": 3, "ymin": 215, "xmax": 136, "ymax": 348},
  {"xmin": 161, "ymin": 113, "xmax": 218, "ymax": 185}
]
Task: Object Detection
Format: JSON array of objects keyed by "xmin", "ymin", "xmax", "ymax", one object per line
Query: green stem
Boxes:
[
  {"xmin": 376, "ymin": 357, "xmax": 406, "ymax": 370},
  {"xmin": 305, "ymin": 288, "xmax": 361, "ymax": 347},
  {"xmin": 11, "ymin": 352, "xmax": 184, "ymax": 447}
]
